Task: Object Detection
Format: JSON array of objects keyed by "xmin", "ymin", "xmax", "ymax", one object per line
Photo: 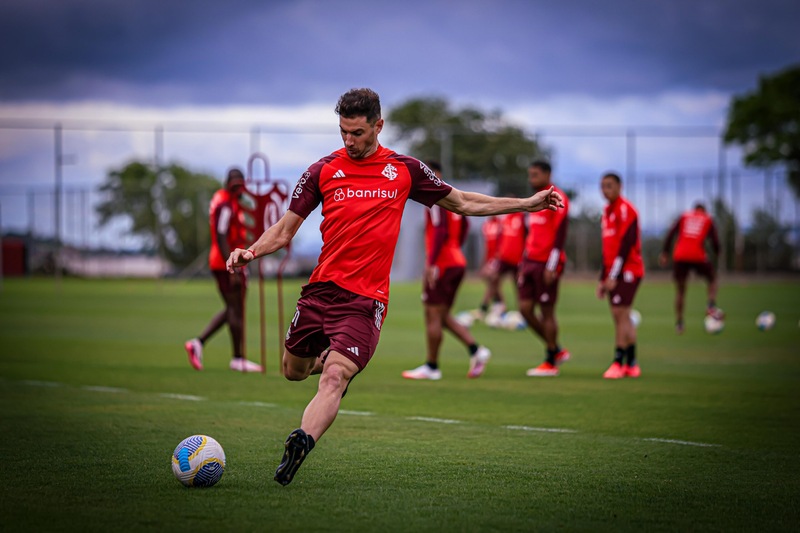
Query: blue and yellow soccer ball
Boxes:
[{"xmin": 171, "ymin": 435, "xmax": 226, "ymax": 487}]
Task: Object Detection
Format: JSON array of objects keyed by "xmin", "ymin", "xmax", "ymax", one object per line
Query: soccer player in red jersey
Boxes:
[
  {"xmin": 659, "ymin": 202, "xmax": 721, "ymax": 334},
  {"xmin": 226, "ymin": 88, "xmax": 564, "ymax": 485},
  {"xmin": 484, "ymin": 210, "xmax": 526, "ymax": 322},
  {"xmin": 402, "ymin": 161, "xmax": 491, "ymax": 381},
  {"xmin": 477, "ymin": 215, "xmax": 503, "ymax": 316},
  {"xmin": 519, "ymin": 161, "xmax": 571, "ymax": 377},
  {"xmin": 597, "ymin": 173, "xmax": 644, "ymax": 379},
  {"xmin": 184, "ymin": 168, "xmax": 263, "ymax": 373}
]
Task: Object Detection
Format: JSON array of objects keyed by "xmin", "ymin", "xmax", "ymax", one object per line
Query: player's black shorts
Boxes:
[{"xmin": 673, "ymin": 261, "xmax": 715, "ymax": 283}]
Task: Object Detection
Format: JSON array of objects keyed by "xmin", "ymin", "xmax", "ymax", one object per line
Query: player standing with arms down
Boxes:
[
  {"xmin": 519, "ymin": 161, "xmax": 571, "ymax": 377},
  {"xmin": 402, "ymin": 160, "xmax": 492, "ymax": 381},
  {"xmin": 184, "ymin": 168, "xmax": 263, "ymax": 373},
  {"xmin": 597, "ymin": 173, "xmax": 644, "ymax": 379},
  {"xmin": 659, "ymin": 203, "xmax": 722, "ymax": 334},
  {"xmin": 484, "ymin": 209, "xmax": 526, "ymax": 323},
  {"xmin": 226, "ymin": 88, "xmax": 564, "ymax": 485},
  {"xmin": 477, "ymin": 215, "xmax": 503, "ymax": 316}
]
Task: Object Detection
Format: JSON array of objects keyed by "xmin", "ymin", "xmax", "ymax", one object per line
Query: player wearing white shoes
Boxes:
[
  {"xmin": 227, "ymin": 88, "xmax": 564, "ymax": 485},
  {"xmin": 402, "ymin": 161, "xmax": 491, "ymax": 381},
  {"xmin": 184, "ymin": 168, "xmax": 263, "ymax": 373},
  {"xmin": 518, "ymin": 161, "xmax": 571, "ymax": 377}
]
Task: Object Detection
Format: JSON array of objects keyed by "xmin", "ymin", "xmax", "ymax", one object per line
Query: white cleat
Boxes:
[
  {"xmin": 229, "ymin": 358, "xmax": 263, "ymax": 373},
  {"xmin": 402, "ymin": 364, "xmax": 442, "ymax": 381},
  {"xmin": 467, "ymin": 346, "xmax": 492, "ymax": 378}
]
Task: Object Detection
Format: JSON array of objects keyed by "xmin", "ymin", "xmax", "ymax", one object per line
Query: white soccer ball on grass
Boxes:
[
  {"xmin": 172, "ymin": 435, "xmax": 226, "ymax": 487},
  {"xmin": 704, "ymin": 314, "xmax": 725, "ymax": 335},
  {"xmin": 756, "ymin": 311, "xmax": 776, "ymax": 331}
]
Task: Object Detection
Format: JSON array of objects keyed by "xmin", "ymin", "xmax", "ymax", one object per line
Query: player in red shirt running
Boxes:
[
  {"xmin": 402, "ymin": 161, "xmax": 491, "ymax": 381},
  {"xmin": 226, "ymin": 88, "xmax": 564, "ymax": 486},
  {"xmin": 184, "ymin": 168, "xmax": 263, "ymax": 373},
  {"xmin": 519, "ymin": 161, "xmax": 571, "ymax": 377},
  {"xmin": 659, "ymin": 203, "xmax": 721, "ymax": 333},
  {"xmin": 597, "ymin": 173, "xmax": 644, "ymax": 379}
]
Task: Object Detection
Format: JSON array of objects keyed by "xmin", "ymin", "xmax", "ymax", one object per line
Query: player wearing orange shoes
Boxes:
[
  {"xmin": 659, "ymin": 203, "xmax": 721, "ymax": 334},
  {"xmin": 597, "ymin": 173, "xmax": 644, "ymax": 379},
  {"xmin": 402, "ymin": 161, "xmax": 491, "ymax": 381},
  {"xmin": 518, "ymin": 161, "xmax": 571, "ymax": 377}
]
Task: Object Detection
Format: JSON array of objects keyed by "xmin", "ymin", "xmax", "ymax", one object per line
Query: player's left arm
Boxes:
[
  {"xmin": 605, "ymin": 215, "xmax": 639, "ymax": 290},
  {"xmin": 437, "ymin": 187, "xmax": 564, "ymax": 216},
  {"xmin": 708, "ymin": 221, "xmax": 720, "ymax": 258},
  {"xmin": 544, "ymin": 212, "xmax": 568, "ymax": 284}
]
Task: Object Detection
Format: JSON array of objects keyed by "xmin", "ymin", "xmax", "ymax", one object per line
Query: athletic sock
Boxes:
[
  {"xmin": 545, "ymin": 347, "xmax": 559, "ymax": 365},
  {"xmin": 708, "ymin": 299, "xmax": 716, "ymax": 310},
  {"xmin": 626, "ymin": 344, "xmax": 637, "ymax": 367},
  {"xmin": 479, "ymin": 303, "xmax": 488, "ymax": 313},
  {"xmin": 307, "ymin": 433, "xmax": 316, "ymax": 452},
  {"xmin": 468, "ymin": 343, "xmax": 479, "ymax": 356},
  {"xmin": 614, "ymin": 346, "xmax": 625, "ymax": 365},
  {"xmin": 426, "ymin": 362, "xmax": 439, "ymax": 370}
]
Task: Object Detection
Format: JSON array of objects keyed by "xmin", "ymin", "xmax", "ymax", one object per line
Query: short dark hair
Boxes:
[
  {"xmin": 530, "ymin": 160, "xmax": 551, "ymax": 173},
  {"xmin": 335, "ymin": 88, "xmax": 382, "ymax": 124},
  {"xmin": 424, "ymin": 160, "xmax": 442, "ymax": 172},
  {"xmin": 226, "ymin": 167, "xmax": 245, "ymax": 187},
  {"xmin": 694, "ymin": 202, "xmax": 706, "ymax": 211},
  {"xmin": 602, "ymin": 172, "xmax": 622, "ymax": 184}
]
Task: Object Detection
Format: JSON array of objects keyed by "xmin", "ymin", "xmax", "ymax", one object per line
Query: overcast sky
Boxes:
[{"xmin": 0, "ymin": 0, "xmax": 798, "ymax": 248}]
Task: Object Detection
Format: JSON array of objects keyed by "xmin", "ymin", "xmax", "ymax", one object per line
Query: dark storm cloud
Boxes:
[{"xmin": 0, "ymin": 0, "xmax": 797, "ymax": 106}]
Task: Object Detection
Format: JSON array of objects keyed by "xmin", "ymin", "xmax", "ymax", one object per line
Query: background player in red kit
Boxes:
[
  {"xmin": 659, "ymin": 203, "xmax": 722, "ymax": 334},
  {"xmin": 226, "ymin": 88, "xmax": 564, "ymax": 486},
  {"xmin": 597, "ymin": 172, "xmax": 644, "ymax": 379},
  {"xmin": 485, "ymin": 210, "xmax": 526, "ymax": 322},
  {"xmin": 402, "ymin": 161, "xmax": 492, "ymax": 381},
  {"xmin": 184, "ymin": 168, "xmax": 263, "ymax": 373},
  {"xmin": 519, "ymin": 161, "xmax": 571, "ymax": 377},
  {"xmin": 478, "ymin": 215, "xmax": 503, "ymax": 316}
]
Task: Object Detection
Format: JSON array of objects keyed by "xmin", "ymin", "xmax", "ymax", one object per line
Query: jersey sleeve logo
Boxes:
[
  {"xmin": 382, "ymin": 163, "xmax": 398, "ymax": 180},
  {"xmin": 293, "ymin": 171, "xmax": 311, "ymax": 199},
  {"xmin": 420, "ymin": 162, "xmax": 442, "ymax": 186}
]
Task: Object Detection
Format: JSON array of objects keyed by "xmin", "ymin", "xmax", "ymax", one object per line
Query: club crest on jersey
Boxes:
[{"xmin": 382, "ymin": 163, "xmax": 398, "ymax": 181}]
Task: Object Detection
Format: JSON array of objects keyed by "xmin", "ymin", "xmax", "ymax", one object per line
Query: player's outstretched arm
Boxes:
[
  {"xmin": 437, "ymin": 186, "xmax": 564, "ymax": 217},
  {"xmin": 226, "ymin": 210, "xmax": 305, "ymax": 272}
]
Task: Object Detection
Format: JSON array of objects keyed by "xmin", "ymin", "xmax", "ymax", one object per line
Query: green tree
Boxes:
[
  {"xmin": 388, "ymin": 97, "xmax": 550, "ymax": 196},
  {"xmin": 723, "ymin": 65, "xmax": 800, "ymax": 198},
  {"xmin": 96, "ymin": 161, "xmax": 221, "ymax": 268}
]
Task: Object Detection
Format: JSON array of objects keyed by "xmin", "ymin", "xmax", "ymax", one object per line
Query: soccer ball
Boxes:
[
  {"xmin": 454, "ymin": 310, "xmax": 476, "ymax": 328},
  {"xmin": 171, "ymin": 435, "xmax": 226, "ymax": 487},
  {"xmin": 756, "ymin": 311, "xmax": 776, "ymax": 331},
  {"xmin": 500, "ymin": 310, "xmax": 527, "ymax": 330},
  {"xmin": 629, "ymin": 309, "xmax": 642, "ymax": 328},
  {"xmin": 703, "ymin": 314, "xmax": 724, "ymax": 335}
]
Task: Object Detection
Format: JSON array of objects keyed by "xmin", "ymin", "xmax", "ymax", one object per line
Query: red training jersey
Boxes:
[
  {"xmin": 208, "ymin": 189, "xmax": 246, "ymax": 271},
  {"xmin": 601, "ymin": 196, "xmax": 644, "ymax": 280},
  {"xmin": 425, "ymin": 205, "xmax": 468, "ymax": 270},
  {"xmin": 495, "ymin": 212, "xmax": 526, "ymax": 265},
  {"xmin": 525, "ymin": 184, "xmax": 569, "ymax": 270},
  {"xmin": 481, "ymin": 216, "xmax": 501, "ymax": 264},
  {"xmin": 663, "ymin": 208, "xmax": 719, "ymax": 263},
  {"xmin": 289, "ymin": 145, "xmax": 452, "ymax": 303}
]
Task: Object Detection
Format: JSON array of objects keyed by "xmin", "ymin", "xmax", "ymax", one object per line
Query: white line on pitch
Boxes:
[
  {"xmin": 82, "ymin": 386, "xmax": 128, "ymax": 393},
  {"xmin": 339, "ymin": 410, "xmax": 374, "ymax": 416},
  {"xmin": 159, "ymin": 393, "xmax": 205, "ymax": 401},
  {"xmin": 643, "ymin": 438, "xmax": 720, "ymax": 447},
  {"xmin": 505, "ymin": 425, "xmax": 578, "ymax": 433},
  {"xmin": 238, "ymin": 401, "xmax": 277, "ymax": 408},
  {"xmin": 407, "ymin": 416, "xmax": 462, "ymax": 424}
]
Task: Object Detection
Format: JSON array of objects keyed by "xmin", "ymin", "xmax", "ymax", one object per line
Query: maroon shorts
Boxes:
[
  {"xmin": 516, "ymin": 259, "xmax": 561, "ymax": 305},
  {"xmin": 608, "ymin": 273, "xmax": 642, "ymax": 307},
  {"xmin": 674, "ymin": 261, "xmax": 715, "ymax": 283},
  {"xmin": 422, "ymin": 266, "xmax": 465, "ymax": 307},
  {"xmin": 284, "ymin": 281, "xmax": 387, "ymax": 371},
  {"xmin": 213, "ymin": 269, "xmax": 247, "ymax": 295},
  {"xmin": 492, "ymin": 259, "xmax": 519, "ymax": 277}
]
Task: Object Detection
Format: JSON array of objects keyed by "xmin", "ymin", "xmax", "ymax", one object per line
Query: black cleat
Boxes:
[{"xmin": 274, "ymin": 428, "xmax": 314, "ymax": 486}]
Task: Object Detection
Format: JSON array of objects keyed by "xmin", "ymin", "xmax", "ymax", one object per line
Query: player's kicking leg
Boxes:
[{"xmin": 275, "ymin": 351, "xmax": 358, "ymax": 486}]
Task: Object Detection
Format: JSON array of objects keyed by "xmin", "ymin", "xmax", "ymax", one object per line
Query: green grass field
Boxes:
[{"xmin": 1, "ymin": 276, "xmax": 798, "ymax": 532}]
